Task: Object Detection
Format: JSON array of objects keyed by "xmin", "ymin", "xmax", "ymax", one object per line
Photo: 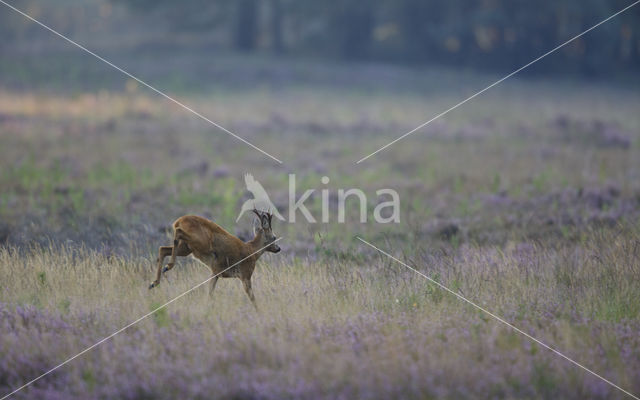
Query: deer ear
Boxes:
[
  {"xmin": 253, "ymin": 216, "xmax": 262, "ymax": 235},
  {"xmin": 252, "ymin": 209, "xmax": 262, "ymax": 218},
  {"xmin": 261, "ymin": 215, "xmax": 269, "ymax": 229}
]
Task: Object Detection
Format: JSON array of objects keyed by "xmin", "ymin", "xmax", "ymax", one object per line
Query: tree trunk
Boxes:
[
  {"xmin": 270, "ymin": 0, "xmax": 285, "ymax": 53},
  {"xmin": 234, "ymin": 0, "xmax": 258, "ymax": 51},
  {"xmin": 338, "ymin": 4, "xmax": 373, "ymax": 59}
]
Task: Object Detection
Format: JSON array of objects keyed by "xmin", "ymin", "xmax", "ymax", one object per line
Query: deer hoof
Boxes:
[
  {"xmin": 162, "ymin": 266, "xmax": 169, "ymax": 274},
  {"xmin": 149, "ymin": 282, "xmax": 157, "ymax": 290}
]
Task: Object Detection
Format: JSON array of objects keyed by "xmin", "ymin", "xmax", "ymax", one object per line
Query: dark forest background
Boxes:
[
  {"xmin": 2, "ymin": 0, "xmax": 639, "ymax": 76},
  {"xmin": 117, "ymin": 0, "xmax": 640, "ymax": 74}
]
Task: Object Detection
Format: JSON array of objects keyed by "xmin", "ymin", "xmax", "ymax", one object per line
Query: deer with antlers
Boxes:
[{"xmin": 149, "ymin": 209, "xmax": 280, "ymax": 308}]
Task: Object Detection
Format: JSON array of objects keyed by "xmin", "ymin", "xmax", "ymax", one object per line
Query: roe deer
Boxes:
[{"xmin": 149, "ymin": 209, "xmax": 281, "ymax": 308}]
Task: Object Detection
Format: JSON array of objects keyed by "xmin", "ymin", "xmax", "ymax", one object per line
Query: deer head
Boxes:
[{"xmin": 252, "ymin": 209, "xmax": 280, "ymax": 253}]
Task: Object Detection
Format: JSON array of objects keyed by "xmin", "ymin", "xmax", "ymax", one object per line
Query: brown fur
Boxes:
[{"xmin": 149, "ymin": 210, "xmax": 280, "ymax": 308}]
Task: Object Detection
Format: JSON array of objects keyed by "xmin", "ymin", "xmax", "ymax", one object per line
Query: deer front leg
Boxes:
[
  {"xmin": 149, "ymin": 246, "xmax": 173, "ymax": 289},
  {"xmin": 207, "ymin": 252, "xmax": 222, "ymax": 297},
  {"xmin": 209, "ymin": 276, "xmax": 219, "ymax": 296},
  {"xmin": 242, "ymin": 278, "xmax": 258, "ymax": 310}
]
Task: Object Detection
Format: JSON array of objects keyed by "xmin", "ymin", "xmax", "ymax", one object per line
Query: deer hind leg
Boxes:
[
  {"xmin": 242, "ymin": 278, "xmax": 258, "ymax": 310},
  {"xmin": 149, "ymin": 241, "xmax": 192, "ymax": 290},
  {"xmin": 163, "ymin": 240, "xmax": 191, "ymax": 274},
  {"xmin": 150, "ymin": 246, "xmax": 173, "ymax": 289}
]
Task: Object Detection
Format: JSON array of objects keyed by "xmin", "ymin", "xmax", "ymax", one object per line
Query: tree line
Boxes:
[{"xmin": 88, "ymin": 0, "xmax": 640, "ymax": 74}]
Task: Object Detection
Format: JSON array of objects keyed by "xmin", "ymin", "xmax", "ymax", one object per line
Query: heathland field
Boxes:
[{"xmin": 1, "ymin": 48, "xmax": 640, "ymax": 399}]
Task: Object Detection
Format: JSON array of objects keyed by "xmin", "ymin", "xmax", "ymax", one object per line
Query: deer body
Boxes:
[{"xmin": 149, "ymin": 211, "xmax": 280, "ymax": 308}]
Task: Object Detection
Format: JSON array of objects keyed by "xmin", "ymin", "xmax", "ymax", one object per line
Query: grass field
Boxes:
[{"xmin": 1, "ymin": 47, "xmax": 640, "ymax": 399}]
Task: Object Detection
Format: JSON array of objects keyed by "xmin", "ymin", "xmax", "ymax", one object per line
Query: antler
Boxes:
[{"xmin": 252, "ymin": 208, "xmax": 273, "ymax": 226}]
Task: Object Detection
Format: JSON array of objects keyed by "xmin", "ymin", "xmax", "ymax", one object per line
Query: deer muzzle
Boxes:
[{"xmin": 267, "ymin": 243, "xmax": 281, "ymax": 253}]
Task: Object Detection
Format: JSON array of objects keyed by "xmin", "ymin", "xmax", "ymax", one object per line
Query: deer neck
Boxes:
[{"xmin": 247, "ymin": 230, "xmax": 267, "ymax": 258}]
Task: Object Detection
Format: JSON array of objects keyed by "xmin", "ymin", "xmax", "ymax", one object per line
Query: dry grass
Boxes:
[
  {"xmin": 1, "ymin": 225, "xmax": 640, "ymax": 399},
  {"xmin": 1, "ymin": 47, "xmax": 640, "ymax": 398}
]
